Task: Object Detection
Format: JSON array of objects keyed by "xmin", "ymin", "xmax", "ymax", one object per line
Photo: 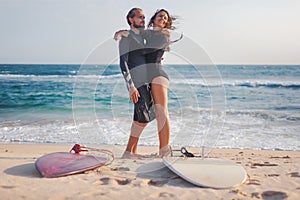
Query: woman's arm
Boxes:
[
  {"xmin": 114, "ymin": 30, "xmax": 130, "ymax": 41},
  {"xmin": 140, "ymin": 30, "xmax": 169, "ymax": 55},
  {"xmin": 143, "ymin": 35, "xmax": 168, "ymax": 54}
]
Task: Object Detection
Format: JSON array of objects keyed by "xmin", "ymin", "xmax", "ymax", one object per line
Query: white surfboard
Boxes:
[{"xmin": 162, "ymin": 157, "xmax": 247, "ymax": 188}]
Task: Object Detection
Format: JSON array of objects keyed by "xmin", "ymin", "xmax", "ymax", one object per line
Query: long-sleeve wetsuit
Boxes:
[
  {"xmin": 118, "ymin": 30, "xmax": 156, "ymax": 123},
  {"xmin": 119, "ymin": 30, "xmax": 148, "ymax": 89}
]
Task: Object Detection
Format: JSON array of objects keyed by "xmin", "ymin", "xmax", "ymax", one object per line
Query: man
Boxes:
[{"xmin": 118, "ymin": 8, "xmax": 156, "ymax": 158}]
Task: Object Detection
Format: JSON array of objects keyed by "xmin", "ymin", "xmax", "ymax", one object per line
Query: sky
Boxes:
[{"xmin": 0, "ymin": 0, "xmax": 299, "ymax": 65}]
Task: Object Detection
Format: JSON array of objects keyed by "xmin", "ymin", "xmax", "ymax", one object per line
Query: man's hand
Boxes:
[
  {"xmin": 128, "ymin": 86, "xmax": 140, "ymax": 103},
  {"xmin": 114, "ymin": 30, "xmax": 130, "ymax": 41}
]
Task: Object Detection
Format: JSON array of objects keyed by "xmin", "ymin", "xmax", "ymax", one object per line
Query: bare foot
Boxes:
[{"xmin": 159, "ymin": 146, "xmax": 172, "ymax": 157}]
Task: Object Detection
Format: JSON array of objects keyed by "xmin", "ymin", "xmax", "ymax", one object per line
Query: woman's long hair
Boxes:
[{"xmin": 147, "ymin": 9, "xmax": 177, "ymax": 30}]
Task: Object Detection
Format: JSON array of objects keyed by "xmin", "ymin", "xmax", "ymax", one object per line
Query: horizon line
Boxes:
[{"xmin": 0, "ymin": 63, "xmax": 299, "ymax": 66}]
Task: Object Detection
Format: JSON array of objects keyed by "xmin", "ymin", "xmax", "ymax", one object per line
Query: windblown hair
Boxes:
[{"xmin": 147, "ymin": 9, "xmax": 177, "ymax": 30}]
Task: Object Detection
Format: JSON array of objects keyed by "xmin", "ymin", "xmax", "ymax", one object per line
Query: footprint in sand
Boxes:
[
  {"xmin": 150, "ymin": 192, "xmax": 176, "ymax": 199},
  {"xmin": 116, "ymin": 178, "xmax": 131, "ymax": 185},
  {"xmin": 246, "ymin": 178, "xmax": 261, "ymax": 186},
  {"xmin": 1, "ymin": 185, "xmax": 16, "ymax": 189},
  {"xmin": 261, "ymin": 191, "xmax": 288, "ymax": 200},
  {"xmin": 267, "ymin": 174, "xmax": 280, "ymax": 177},
  {"xmin": 99, "ymin": 177, "xmax": 132, "ymax": 185},
  {"xmin": 99, "ymin": 177, "xmax": 111, "ymax": 185},
  {"xmin": 148, "ymin": 179, "xmax": 169, "ymax": 187},
  {"xmin": 230, "ymin": 189, "xmax": 248, "ymax": 197},
  {"xmin": 287, "ymin": 172, "xmax": 300, "ymax": 178},
  {"xmin": 251, "ymin": 162, "xmax": 278, "ymax": 168},
  {"xmin": 251, "ymin": 192, "xmax": 260, "ymax": 198},
  {"xmin": 116, "ymin": 167, "xmax": 130, "ymax": 171}
]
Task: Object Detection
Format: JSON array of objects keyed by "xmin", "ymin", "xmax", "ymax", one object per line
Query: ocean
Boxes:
[{"xmin": 0, "ymin": 64, "xmax": 299, "ymax": 151}]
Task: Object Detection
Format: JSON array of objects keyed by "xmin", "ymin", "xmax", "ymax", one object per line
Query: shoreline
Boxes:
[
  {"xmin": 1, "ymin": 142, "xmax": 299, "ymax": 152},
  {"xmin": 0, "ymin": 143, "xmax": 299, "ymax": 199}
]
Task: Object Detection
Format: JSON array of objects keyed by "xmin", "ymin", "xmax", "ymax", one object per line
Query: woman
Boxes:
[
  {"xmin": 116, "ymin": 9, "xmax": 178, "ymax": 157},
  {"xmin": 142, "ymin": 9, "xmax": 176, "ymax": 156}
]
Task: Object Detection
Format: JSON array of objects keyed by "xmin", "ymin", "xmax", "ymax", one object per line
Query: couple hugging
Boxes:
[{"xmin": 114, "ymin": 8, "xmax": 181, "ymax": 158}]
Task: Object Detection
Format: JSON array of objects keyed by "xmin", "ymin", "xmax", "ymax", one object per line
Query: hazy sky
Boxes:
[{"xmin": 0, "ymin": 0, "xmax": 299, "ymax": 64}]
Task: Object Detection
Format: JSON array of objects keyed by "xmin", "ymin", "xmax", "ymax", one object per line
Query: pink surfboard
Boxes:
[{"xmin": 35, "ymin": 152, "xmax": 108, "ymax": 178}]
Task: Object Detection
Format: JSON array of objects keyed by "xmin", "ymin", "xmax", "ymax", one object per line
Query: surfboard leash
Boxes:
[
  {"xmin": 172, "ymin": 147, "xmax": 196, "ymax": 157},
  {"xmin": 70, "ymin": 144, "xmax": 114, "ymax": 165}
]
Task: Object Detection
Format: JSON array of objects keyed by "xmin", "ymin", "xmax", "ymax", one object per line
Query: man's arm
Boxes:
[
  {"xmin": 119, "ymin": 37, "xmax": 140, "ymax": 103},
  {"xmin": 119, "ymin": 37, "xmax": 134, "ymax": 90}
]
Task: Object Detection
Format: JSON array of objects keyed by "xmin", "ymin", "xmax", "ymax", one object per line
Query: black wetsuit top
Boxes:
[
  {"xmin": 119, "ymin": 30, "xmax": 148, "ymax": 89},
  {"xmin": 118, "ymin": 30, "xmax": 155, "ymax": 123},
  {"xmin": 119, "ymin": 29, "xmax": 169, "ymax": 89},
  {"xmin": 142, "ymin": 30, "xmax": 168, "ymax": 64},
  {"xmin": 141, "ymin": 30, "xmax": 169, "ymax": 81}
]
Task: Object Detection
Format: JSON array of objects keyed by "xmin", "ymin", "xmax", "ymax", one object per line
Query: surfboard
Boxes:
[
  {"xmin": 162, "ymin": 157, "xmax": 247, "ymax": 188},
  {"xmin": 35, "ymin": 152, "xmax": 108, "ymax": 178}
]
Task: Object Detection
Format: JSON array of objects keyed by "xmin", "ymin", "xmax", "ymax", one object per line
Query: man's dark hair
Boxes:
[{"xmin": 126, "ymin": 8, "xmax": 142, "ymax": 25}]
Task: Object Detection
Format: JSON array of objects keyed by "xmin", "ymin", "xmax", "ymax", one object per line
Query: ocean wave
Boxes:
[
  {"xmin": 171, "ymin": 79, "xmax": 300, "ymax": 89},
  {"xmin": 226, "ymin": 110, "xmax": 300, "ymax": 122},
  {"xmin": 232, "ymin": 81, "xmax": 300, "ymax": 89},
  {"xmin": 175, "ymin": 106, "xmax": 300, "ymax": 122},
  {"xmin": 0, "ymin": 73, "xmax": 122, "ymax": 79},
  {"xmin": 1, "ymin": 73, "xmax": 298, "ymax": 89},
  {"xmin": 0, "ymin": 74, "xmax": 72, "ymax": 78}
]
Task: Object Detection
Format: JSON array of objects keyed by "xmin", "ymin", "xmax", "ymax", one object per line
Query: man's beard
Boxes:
[{"xmin": 133, "ymin": 21, "xmax": 145, "ymax": 29}]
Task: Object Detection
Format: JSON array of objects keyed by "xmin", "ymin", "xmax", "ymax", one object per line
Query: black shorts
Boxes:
[{"xmin": 133, "ymin": 84, "xmax": 156, "ymax": 123}]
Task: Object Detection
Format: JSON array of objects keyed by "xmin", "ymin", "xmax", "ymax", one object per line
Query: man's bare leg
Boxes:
[{"xmin": 122, "ymin": 121, "xmax": 147, "ymax": 158}]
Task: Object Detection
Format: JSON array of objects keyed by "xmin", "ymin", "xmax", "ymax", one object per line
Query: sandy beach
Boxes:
[{"xmin": 0, "ymin": 143, "xmax": 299, "ymax": 200}]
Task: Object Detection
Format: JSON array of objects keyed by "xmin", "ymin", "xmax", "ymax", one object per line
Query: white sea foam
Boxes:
[
  {"xmin": 1, "ymin": 64, "xmax": 299, "ymax": 150},
  {"xmin": 1, "ymin": 108, "xmax": 299, "ymax": 150},
  {"xmin": 171, "ymin": 78, "xmax": 300, "ymax": 88}
]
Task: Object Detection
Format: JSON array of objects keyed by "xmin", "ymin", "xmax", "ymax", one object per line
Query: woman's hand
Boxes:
[
  {"xmin": 128, "ymin": 86, "xmax": 140, "ymax": 103},
  {"xmin": 114, "ymin": 30, "xmax": 130, "ymax": 41},
  {"xmin": 161, "ymin": 28, "xmax": 170, "ymax": 36}
]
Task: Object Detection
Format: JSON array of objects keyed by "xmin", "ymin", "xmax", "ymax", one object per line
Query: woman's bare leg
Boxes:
[{"xmin": 151, "ymin": 76, "xmax": 171, "ymax": 155}]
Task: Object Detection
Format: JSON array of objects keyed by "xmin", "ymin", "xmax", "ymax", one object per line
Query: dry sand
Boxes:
[{"xmin": 0, "ymin": 143, "xmax": 299, "ymax": 200}]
